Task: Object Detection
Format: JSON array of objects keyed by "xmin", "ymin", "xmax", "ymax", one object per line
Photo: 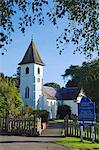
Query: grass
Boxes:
[
  {"xmin": 49, "ymin": 119, "xmax": 99, "ymax": 127},
  {"xmin": 50, "ymin": 119, "xmax": 73, "ymax": 123},
  {"xmin": 55, "ymin": 137, "xmax": 99, "ymax": 150},
  {"xmin": 95, "ymin": 122, "xmax": 99, "ymax": 128},
  {"xmin": 54, "ymin": 119, "xmax": 64, "ymax": 122},
  {"xmin": 48, "ymin": 119, "xmax": 64, "ymax": 123}
]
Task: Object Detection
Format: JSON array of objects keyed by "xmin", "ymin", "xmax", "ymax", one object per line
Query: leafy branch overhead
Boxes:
[
  {"xmin": 0, "ymin": 0, "xmax": 48, "ymax": 50},
  {"xmin": 0, "ymin": 0, "xmax": 99, "ymax": 57}
]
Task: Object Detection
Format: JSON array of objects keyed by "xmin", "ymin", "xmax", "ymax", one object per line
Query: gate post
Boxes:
[
  {"xmin": 64, "ymin": 114, "xmax": 69, "ymax": 137},
  {"xmin": 37, "ymin": 118, "xmax": 41, "ymax": 135}
]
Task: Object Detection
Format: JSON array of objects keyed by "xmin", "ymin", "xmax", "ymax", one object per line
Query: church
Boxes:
[
  {"xmin": 18, "ymin": 40, "xmax": 57, "ymax": 118},
  {"xmin": 18, "ymin": 40, "xmax": 82, "ymax": 119}
]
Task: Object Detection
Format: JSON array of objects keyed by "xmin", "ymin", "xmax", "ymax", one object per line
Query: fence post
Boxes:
[
  {"xmin": 37, "ymin": 118, "xmax": 41, "ymax": 135},
  {"xmin": 80, "ymin": 121, "xmax": 83, "ymax": 142},
  {"xmin": 64, "ymin": 115, "xmax": 69, "ymax": 137},
  {"xmin": 91, "ymin": 123, "xmax": 95, "ymax": 143},
  {"xmin": 0, "ymin": 117, "xmax": 1, "ymax": 131},
  {"xmin": 5, "ymin": 115, "xmax": 10, "ymax": 132}
]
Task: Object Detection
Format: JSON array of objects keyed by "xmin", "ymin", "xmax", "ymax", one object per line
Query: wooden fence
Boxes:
[
  {"xmin": 64, "ymin": 121, "xmax": 99, "ymax": 143},
  {"xmin": 0, "ymin": 116, "xmax": 41, "ymax": 136}
]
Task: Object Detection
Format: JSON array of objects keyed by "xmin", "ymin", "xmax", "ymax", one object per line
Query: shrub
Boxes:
[
  {"xmin": 57, "ymin": 105, "xmax": 71, "ymax": 119},
  {"xmin": 35, "ymin": 110, "xmax": 49, "ymax": 123}
]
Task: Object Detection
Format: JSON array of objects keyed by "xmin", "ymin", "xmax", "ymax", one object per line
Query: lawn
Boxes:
[
  {"xmin": 95, "ymin": 122, "xmax": 99, "ymax": 128},
  {"xmin": 48, "ymin": 119, "xmax": 64, "ymax": 123},
  {"xmin": 54, "ymin": 119, "xmax": 64, "ymax": 122},
  {"xmin": 55, "ymin": 137, "xmax": 99, "ymax": 150}
]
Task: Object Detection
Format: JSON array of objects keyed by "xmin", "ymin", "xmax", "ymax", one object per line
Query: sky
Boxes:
[{"xmin": 0, "ymin": 4, "xmax": 96, "ymax": 87}]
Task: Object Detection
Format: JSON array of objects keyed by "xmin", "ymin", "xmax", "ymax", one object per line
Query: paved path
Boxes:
[
  {"xmin": 0, "ymin": 122, "xmax": 68, "ymax": 150},
  {"xmin": 41, "ymin": 121, "xmax": 64, "ymax": 137}
]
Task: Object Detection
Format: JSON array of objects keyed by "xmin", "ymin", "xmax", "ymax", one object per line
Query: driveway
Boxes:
[{"xmin": 0, "ymin": 121, "xmax": 68, "ymax": 150}]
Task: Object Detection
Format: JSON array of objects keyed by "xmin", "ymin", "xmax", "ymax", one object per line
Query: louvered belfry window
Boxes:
[
  {"xmin": 38, "ymin": 67, "xmax": 40, "ymax": 74},
  {"xmin": 26, "ymin": 67, "xmax": 29, "ymax": 74}
]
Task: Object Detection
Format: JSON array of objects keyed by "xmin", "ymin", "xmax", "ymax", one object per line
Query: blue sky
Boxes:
[{"xmin": 0, "ymin": 7, "xmax": 95, "ymax": 87}]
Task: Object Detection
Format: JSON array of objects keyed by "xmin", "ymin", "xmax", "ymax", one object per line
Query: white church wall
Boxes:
[
  {"xmin": 46, "ymin": 99, "xmax": 57, "ymax": 119},
  {"xmin": 20, "ymin": 64, "xmax": 35, "ymax": 107},
  {"xmin": 37, "ymin": 95, "xmax": 57, "ymax": 119},
  {"xmin": 37, "ymin": 95, "xmax": 47, "ymax": 110},
  {"xmin": 20, "ymin": 63, "xmax": 44, "ymax": 109},
  {"xmin": 34, "ymin": 64, "xmax": 43, "ymax": 108},
  {"xmin": 58, "ymin": 100, "xmax": 77, "ymax": 115},
  {"xmin": 19, "ymin": 41, "xmax": 44, "ymax": 110}
]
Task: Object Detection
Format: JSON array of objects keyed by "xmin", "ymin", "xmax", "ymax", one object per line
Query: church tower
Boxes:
[{"xmin": 19, "ymin": 40, "xmax": 44, "ymax": 109}]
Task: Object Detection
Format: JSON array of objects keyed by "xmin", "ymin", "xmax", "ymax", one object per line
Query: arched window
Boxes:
[
  {"xmin": 38, "ymin": 67, "xmax": 40, "ymax": 74},
  {"xmin": 26, "ymin": 67, "xmax": 29, "ymax": 74},
  {"xmin": 37, "ymin": 78, "xmax": 40, "ymax": 82},
  {"xmin": 25, "ymin": 87, "xmax": 29, "ymax": 98}
]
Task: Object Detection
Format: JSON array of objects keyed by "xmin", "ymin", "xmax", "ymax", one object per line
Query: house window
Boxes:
[
  {"xmin": 50, "ymin": 101, "xmax": 52, "ymax": 106},
  {"xmin": 26, "ymin": 67, "xmax": 29, "ymax": 74},
  {"xmin": 25, "ymin": 87, "xmax": 29, "ymax": 98},
  {"xmin": 38, "ymin": 67, "xmax": 40, "ymax": 74}
]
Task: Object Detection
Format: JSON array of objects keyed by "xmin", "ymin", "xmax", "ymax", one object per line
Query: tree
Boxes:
[
  {"xmin": 0, "ymin": 0, "xmax": 98, "ymax": 57},
  {"xmin": 57, "ymin": 105, "xmax": 71, "ymax": 119},
  {"xmin": 44, "ymin": 82, "xmax": 60, "ymax": 90},
  {"xmin": 0, "ymin": 0, "xmax": 48, "ymax": 53},
  {"xmin": 35, "ymin": 110, "xmax": 49, "ymax": 123},
  {"xmin": 20, "ymin": 105, "xmax": 35, "ymax": 117},
  {"xmin": 62, "ymin": 59, "xmax": 99, "ymax": 121},
  {"xmin": 49, "ymin": 0, "xmax": 99, "ymax": 57},
  {"xmin": 66, "ymin": 79, "xmax": 78, "ymax": 87},
  {"xmin": 0, "ymin": 73, "xmax": 23, "ymax": 117},
  {"xmin": 19, "ymin": 105, "xmax": 49, "ymax": 122}
]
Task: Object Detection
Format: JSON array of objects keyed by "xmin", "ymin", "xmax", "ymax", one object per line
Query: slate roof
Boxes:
[
  {"xmin": 43, "ymin": 86, "xmax": 57, "ymax": 100},
  {"xmin": 19, "ymin": 41, "xmax": 44, "ymax": 66},
  {"xmin": 56, "ymin": 87, "xmax": 80, "ymax": 100}
]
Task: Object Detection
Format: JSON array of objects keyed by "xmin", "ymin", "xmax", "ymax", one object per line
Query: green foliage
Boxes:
[
  {"xmin": 0, "ymin": 0, "xmax": 48, "ymax": 52},
  {"xmin": 66, "ymin": 79, "xmax": 78, "ymax": 87},
  {"xmin": 35, "ymin": 110, "xmax": 49, "ymax": 123},
  {"xmin": 63, "ymin": 59, "xmax": 99, "ymax": 120},
  {"xmin": 51, "ymin": 0, "xmax": 99, "ymax": 57},
  {"xmin": 0, "ymin": 0, "xmax": 98, "ymax": 57},
  {"xmin": 55, "ymin": 137, "xmax": 99, "ymax": 149},
  {"xmin": 57, "ymin": 105, "xmax": 71, "ymax": 119},
  {"xmin": 0, "ymin": 73, "xmax": 23, "ymax": 117},
  {"xmin": 20, "ymin": 105, "xmax": 35, "ymax": 117},
  {"xmin": 70, "ymin": 114, "xmax": 77, "ymax": 121},
  {"xmin": 19, "ymin": 105, "xmax": 49, "ymax": 122},
  {"xmin": 44, "ymin": 82, "xmax": 60, "ymax": 90}
]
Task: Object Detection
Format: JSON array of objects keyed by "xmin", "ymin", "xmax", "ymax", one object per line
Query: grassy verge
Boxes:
[
  {"xmin": 95, "ymin": 122, "xmax": 99, "ymax": 128},
  {"xmin": 54, "ymin": 119, "xmax": 64, "ymax": 122},
  {"xmin": 48, "ymin": 119, "xmax": 64, "ymax": 123},
  {"xmin": 55, "ymin": 137, "xmax": 99, "ymax": 150}
]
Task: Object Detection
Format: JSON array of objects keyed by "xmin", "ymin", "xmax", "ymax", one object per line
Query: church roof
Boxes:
[
  {"xmin": 56, "ymin": 87, "xmax": 80, "ymax": 100},
  {"xmin": 19, "ymin": 41, "xmax": 44, "ymax": 66},
  {"xmin": 43, "ymin": 86, "xmax": 57, "ymax": 100}
]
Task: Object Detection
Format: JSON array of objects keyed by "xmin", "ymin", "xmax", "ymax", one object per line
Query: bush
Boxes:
[
  {"xmin": 35, "ymin": 110, "xmax": 49, "ymax": 123},
  {"xmin": 57, "ymin": 105, "xmax": 71, "ymax": 119},
  {"xmin": 20, "ymin": 106, "xmax": 49, "ymax": 123},
  {"xmin": 20, "ymin": 105, "xmax": 35, "ymax": 117},
  {"xmin": 70, "ymin": 114, "xmax": 77, "ymax": 121}
]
